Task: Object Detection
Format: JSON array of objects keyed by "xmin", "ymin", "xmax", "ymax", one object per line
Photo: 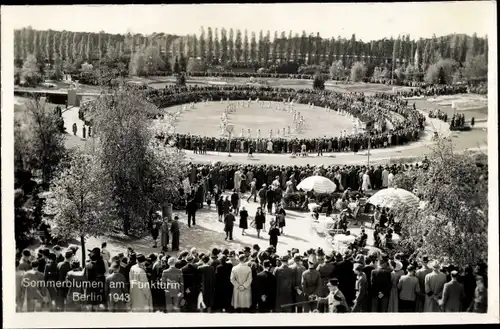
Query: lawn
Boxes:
[{"xmin": 161, "ymin": 100, "xmax": 357, "ymax": 139}]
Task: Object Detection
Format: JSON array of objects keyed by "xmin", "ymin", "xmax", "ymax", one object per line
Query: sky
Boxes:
[{"xmin": 4, "ymin": 2, "xmax": 495, "ymax": 41}]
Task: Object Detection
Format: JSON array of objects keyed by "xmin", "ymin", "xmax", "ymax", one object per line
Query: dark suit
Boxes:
[
  {"xmin": 56, "ymin": 261, "xmax": 71, "ymax": 309},
  {"xmin": 442, "ymin": 280, "xmax": 465, "ymax": 312},
  {"xmin": 273, "ymin": 265, "xmax": 294, "ymax": 312},
  {"xmin": 198, "ymin": 264, "xmax": 216, "ymax": 311},
  {"xmin": 105, "ymin": 272, "xmax": 128, "ymax": 312},
  {"xmin": 44, "ymin": 260, "xmax": 59, "ymax": 302},
  {"xmin": 352, "ymin": 272, "xmax": 369, "ymax": 312},
  {"xmin": 370, "ymin": 266, "xmax": 392, "ymax": 312},
  {"xmin": 255, "ymin": 270, "xmax": 277, "ymax": 312},
  {"xmin": 186, "ymin": 199, "xmax": 197, "ymax": 227},
  {"xmin": 22, "ymin": 270, "xmax": 49, "ymax": 311},
  {"xmin": 181, "ymin": 263, "xmax": 201, "ymax": 312},
  {"xmin": 214, "ymin": 262, "xmax": 233, "ymax": 312}
]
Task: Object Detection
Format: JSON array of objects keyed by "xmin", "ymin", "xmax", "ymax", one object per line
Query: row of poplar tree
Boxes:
[{"xmin": 14, "ymin": 26, "xmax": 488, "ymax": 71}]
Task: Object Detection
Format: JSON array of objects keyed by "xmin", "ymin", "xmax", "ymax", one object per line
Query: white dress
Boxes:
[{"xmin": 362, "ymin": 174, "xmax": 371, "ymax": 192}]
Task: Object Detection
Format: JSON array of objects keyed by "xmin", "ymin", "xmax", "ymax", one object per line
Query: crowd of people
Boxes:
[
  {"xmin": 138, "ymin": 85, "xmax": 426, "ymax": 154},
  {"xmin": 429, "ymin": 110, "xmax": 471, "ymax": 131},
  {"xmin": 16, "ymin": 237, "xmax": 488, "ymax": 313}
]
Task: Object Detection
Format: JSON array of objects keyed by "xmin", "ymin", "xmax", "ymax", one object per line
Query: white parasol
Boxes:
[
  {"xmin": 296, "ymin": 176, "xmax": 337, "ymax": 193},
  {"xmin": 367, "ymin": 187, "xmax": 420, "ymax": 209}
]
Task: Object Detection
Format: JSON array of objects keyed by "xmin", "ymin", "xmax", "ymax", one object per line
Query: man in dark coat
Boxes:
[
  {"xmin": 105, "ymin": 261, "xmax": 128, "ymax": 312},
  {"xmin": 255, "ymin": 260, "xmax": 277, "ymax": 313},
  {"xmin": 370, "ymin": 255, "xmax": 393, "ymax": 312},
  {"xmin": 181, "ymin": 255, "xmax": 202, "ymax": 312},
  {"xmin": 186, "ymin": 198, "xmax": 197, "ymax": 227},
  {"xmin": 43, "ymin": 252, "xmax": 59, "ymax": 309},
  {"xmin": 56, "ymin": 250, "xmax": 74, "ymax": 310},
  {"xmin": 198, "ymin": 255, "xmax": 216, "ymax": 312},
  {"xmin": 273, "ymin": 255, "xmax": 294, "ymax": 312},
  {"xmin": 266, "ymin": 187, "xmax": 275, "ymax": 214},
  {"xmin": 333, "ymin": 252, "xmax": 356, "ymax": 308},
  {"xmin": 301, "ymin": 257, "xmax": 322, "ymax": 312},
  {"xmin": 214, "ymin": 255, "xmax": 234, "ymax": 312},
  {"xmin": 170, "ymin": 217, "xmax": 180, "ymax": 251}
]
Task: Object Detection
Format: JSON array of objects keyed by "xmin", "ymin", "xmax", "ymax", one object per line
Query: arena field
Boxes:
[{"xmin": 162, "ymin": 100, "xmax": 359, "ymax": 139}]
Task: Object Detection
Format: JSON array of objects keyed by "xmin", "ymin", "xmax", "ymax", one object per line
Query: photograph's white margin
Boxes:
[{"xmin": 1, "ymin": 3, "xmax": 498, "ymax": 327}]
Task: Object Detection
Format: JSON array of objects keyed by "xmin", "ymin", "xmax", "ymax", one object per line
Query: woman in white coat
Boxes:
[
  {"xmin": 362, "ymin": 170, "xmax": 371, "ymax": 192},
  {"xmin": 230, "ymin": 254, "xmax": 253, "ymax": 311},
  {"xmin": 129, "ymin": 254, "xmax": 153, "ymax": 312}
]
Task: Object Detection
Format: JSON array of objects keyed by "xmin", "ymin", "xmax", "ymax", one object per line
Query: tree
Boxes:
[
  {"xmin": 21, "ymin": 54, "xmax": 42, "ymax": 86},
  {"xmin": 424, "ymin": 58, "xmax": 458, "ymax": 84},
  {"xmin": 198, "ymin": 27, "xmax": 206, "ymax": 60},
  {"xmin": 393, "ymin": 139, "xmax": 488, "ymax": 268},
  {"xmin": 207, "ymin": 27, "xmax": 213, "ymax": 63},
  {"xmin": 329, "ymin": 60, "xmax": 344, "ymax": 80},
  {"xmin": 228, "ymin": 28, "xmax": 234, "ymax": 63},
  {"xmin": 312, "ymin": 72, "xmax": 325, "ymax": 90},
  {"xmin": 250, "ymin": 32, "xmax": 257, "ymax": 63},
  {"xmin": 350, "ymin": 61, "xmax": 367, "ymax": 82},
  {"xmin": 173, "ymin": 57, "xmax": 180, "ymax": 75},
  {"xmin": 53, "ymin": 55, "xmax": 63, "ymax": 80},
  {"xmin": 220, "ymin": 28, "xmax": 228, "ymax": 63},
  {"xmin": 463, "ymin": 54, "xmax": 488, "ymax": 82},
  {"xmin": 86, "ymin": 83, "xmax": 185, "ymax": 235},
  {"xmin": 243, "ymin": 30, "xmax": 249, "ymax": 63},
  {"xmin": 128, "ymin": 45, "xmax": 165, "ymax": 76},
  {"xmin": 44, "ymin": 148, "xmax": 114, "ymax": 264},
  {"xmin": 186, "ymin": 57, "xmax": 207, "ymax": 73},
  {"xmin": 235, "ymin": 29, "xmax": 242, "ymax": 62},
  {"xmin": 19, "ymin": 98, "xmax": 67, "ymax": 185},
  {"xmin": 214, "ymin": 28, "xmax": 220, "ymax": 64}
]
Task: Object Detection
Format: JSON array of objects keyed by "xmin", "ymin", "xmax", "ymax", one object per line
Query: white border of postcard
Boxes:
[{"xmin": 2, "ymin": 3, "xmax": 499, "ymax": 327}]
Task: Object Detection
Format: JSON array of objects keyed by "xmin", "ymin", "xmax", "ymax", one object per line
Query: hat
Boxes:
[
  {"xmin": 280, "ymin": 255, "xmax": 290, "ymax": 262},
  {"xmin": 393, "ymin": 261, "xmax": 403, "ymax": 271},
  {"xmin": 422, "ymin": 256, "xmax": 429, "ymax": 263},
  {"xmin": 327, "ymin": 278, "xmax": 339, "ymax": 286},
  {"xmin": 136, "ymin": 254, "xmax": 147, "ymax": 263},
  {"xmin": 335, "ymin": 253, "xmax": 343, "ymax": 261},
  {"xmin": 252, "ymin": 244, "xmax": 260, "ymax": 251},
  {"xmin": 53, "ymin": 245, "xmax": 62, "ymax": 251},
  {"xmin": 117, "ymin": 252, "xmax": 124, "ymax": 258},
  {"xmin": 262, "ymin": 183, "xmax": 266, "ymax": 187},
  {"xmin": 190, "ymin": 247, "xmax": 197, "ymax": 254},
  {"xmin": 88, "ymin": 247, "xmax": 100, "ymax": 255},
  {"xmin": 186, "ymin": 255, "xmax": 194, "ymax": 262}
]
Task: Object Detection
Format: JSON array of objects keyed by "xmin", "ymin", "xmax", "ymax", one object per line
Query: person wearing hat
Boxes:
[
  {"xmin": 290, "ymin": 254, "xmax": 307, "ymax": 313},
  {"xmin": 105, "ymin": 261, "xmax": 128, "ymax": 312},
  {"xmin": 370, "ymin": 254, "xmax": 392, "ymax": 312},
  {"xmin": 388, "ymin": 260, "xmax": 405, "ymax": 312},
  {"xmin": 301, "ymin": 256, "xmax": 322, "ymax": 312},
  {"xmin": 316, "ymin": 251, "xmax": 335, "ymax": 312},
  {"xmin": 230, "ymin": 254, "xmax": 253, "ymax": 312},
  {"xmin": 53, "ymin": 245, "xmax": 64, "ymax": 264},
  {"xmin": 315, "ymin": 278, "xmax": 350, "ymax": 313},
  {"xmin": 129, "ymin": 254, "xmax": 153, "ymax": 312},
  {"xmin": 256, "ymin": 257, "xmax": 275, "ymax": 303},
  {"xmin": 181, "ymin": 255, "xmax": 202, "ymax": 312},
  {"xmin": 213, "ymin": 255, "xmax": 233, "ymax": 312},
  {"xmin": 161, "ymin": 257, "xmax": 184, "ymax": 313},
  {"xmin": 160, "ymin": 218, "xmax": 170, "ymax": 252},
  {"xmin": 198, "ymin": 255, "xmax": 216, "ymax": 312},
  {"xmin": 415, "ymin": 256, "xmax": 432, "ymax": 312},
  {"xmin": 83, "ymin": 248, "xmax": 107, "ymax": 311},
  {"xmin": 268, "ymin": 219, "xmax": 281, "ymax": 250},
  {"xmin": 170, "ymin": 216, "xmax": 180, "ymax": 251},
  {"xmin": 424, "ymin": 261, "xmax": 447, "ymax": 312},
  {"xmin": 352, "ymin": 263, "xmax": 369, "ymax": 312},
  {"xmin": 239, "ymin": 206, "xmax": 249, "ymax": 236},
  {"xmin": 55, "ymin": 250, "xmax": 74, "ymax": 311},
  {"xmin": 254, "ymin": 207, "xmax": 266, "ymax": 238},
  {"xmin": 258, "ymin": 184, "xmax": 267, "ymax": 210},
  {"xmin": 224, "ymin": 208, "xmax": 236, "ymax": 241},
  {"xmin": 397, "ymin": 265, "xmax": 420, "ymax": 312},
  {"xmin": 273, "ymin": 254, "xmax": 294, "ymax": 312}
]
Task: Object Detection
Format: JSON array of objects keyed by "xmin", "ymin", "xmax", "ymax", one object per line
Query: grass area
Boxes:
[{"xmin": 162, "ymin": 101, "xmax": 356, "ymax": 139}]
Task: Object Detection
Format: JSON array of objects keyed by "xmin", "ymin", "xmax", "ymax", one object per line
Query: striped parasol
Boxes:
[
  {"xmin": 296, "ymin": 176, "xmax": 337, "ymax": 193},
  {"xmin": 367, "ymin": 187, "xmax": 420, "ymax": 209}
]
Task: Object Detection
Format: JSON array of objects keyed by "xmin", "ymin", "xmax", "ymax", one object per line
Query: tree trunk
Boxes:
[{"xmin": 80, "ymin": 235, "xmax": 86, "ymax": 265}]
